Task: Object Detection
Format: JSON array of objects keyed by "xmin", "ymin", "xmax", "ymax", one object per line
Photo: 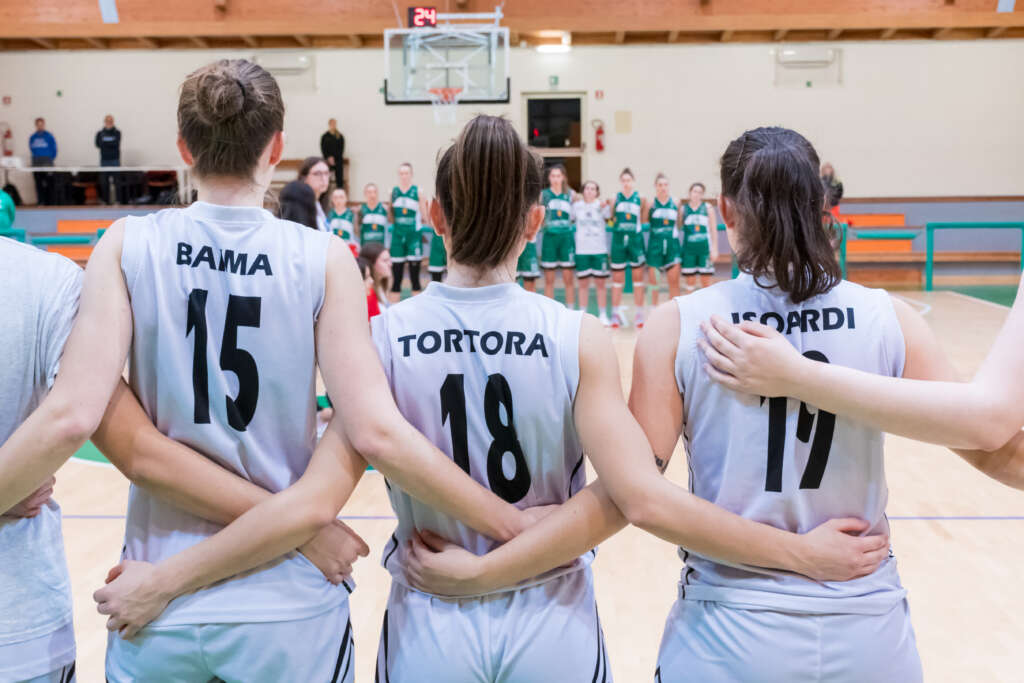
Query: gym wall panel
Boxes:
[{"xmin": 0, "ymin": 39, "xmax": 1021, "ymax": 203}]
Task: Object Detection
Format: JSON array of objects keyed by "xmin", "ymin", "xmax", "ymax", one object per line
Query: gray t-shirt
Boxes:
[{"xmin": 0, "ymin": 237, "xmax": 82, "ymax": 645}]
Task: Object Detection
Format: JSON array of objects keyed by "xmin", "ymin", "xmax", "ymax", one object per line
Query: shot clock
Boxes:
[{"xmin": 408, "ymin": 6, "xmax": 438, "ymax": 28}]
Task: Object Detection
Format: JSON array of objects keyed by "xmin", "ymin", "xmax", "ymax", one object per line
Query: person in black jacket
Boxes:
[
  {"xmin": 96, "ymin": 115, "xmax": 122, "ymax": 204},
  {"xmin": 319, "ymin": 119, "xmax": 345, "ymax": 190}
]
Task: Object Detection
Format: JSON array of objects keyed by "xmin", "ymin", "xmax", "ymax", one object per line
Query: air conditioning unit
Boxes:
[
  {"xmin": 253, "ymin": 52, "xmax": 313, "ymax": 75},
  {"xmin": 775, "ymin": 46, "xmax": 838, "ymax": 68},
  {"xmin": 774, "ymin": 46, "xmax": 842, "ymax": 87}
]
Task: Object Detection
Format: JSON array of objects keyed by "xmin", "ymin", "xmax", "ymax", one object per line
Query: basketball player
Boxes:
[
  {"xmin": 369, "ymin": 116, "xmax": 892, "ymax": 681},
  {"xmin": 406, "ymin": 126, "xmax": 965, "ymax": 683},
  {"xmin": 327, "ymin": 187, "xmax": 356, "ymax": 246},
  {"xmin": 516, "ymin": 235, "xmax": 541, "ymax": 291},
  {"xmin": 426, "ymin": 220, "xmax": 447, "ymax": 282},
  {"xmin": 679, "ymin": 182, "xmax": 718, "ymax": 291},
  {"xmin": 699, "ymin": 277, "xmax": 1024, "ymax": 477},
  {"xmin": 573, "ymin": 180, "xmax": 612, "ymax": 324},
  {"xmin": 644, "ymin": 173, "xmax": 682, "ymax": 308},
  {"xmin": 0, "ymin": 60, "xmax": 539, "ymax": 682},
  {"xmin": 609, "ymin": 168, "xmax": 646, "ymax": 327},
  {"xmin": 389, "ymin": 163, "xmax": 428, "ymax": 303},
  {"xmin": 540, "ymin": 165, "xmax": 576, "ymax": 308},
  {"xmin": 359, "ymin": 182, "xmax": 388, "ymax": 248}
]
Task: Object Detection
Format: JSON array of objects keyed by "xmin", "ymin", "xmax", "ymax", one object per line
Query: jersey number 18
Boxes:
[{"xmin": 440, "ymin": 373, "xmax": 532, "ymax": 503}]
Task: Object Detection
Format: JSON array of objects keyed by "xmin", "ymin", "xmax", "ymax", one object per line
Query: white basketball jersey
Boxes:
[
  {"xmin": 371, "ymin": 282, "xmax": 591, "ymax": 596},
  {"xmin": 572, "ymin": 199, "xmax": 611, "ymax": 255},
  {"xmin": 120, "ymin": 202, "xmax": 349, "ymax": 626},
  {"xmin": 675, "ymin": 274, "xmax": 907, "ymax": 615}
]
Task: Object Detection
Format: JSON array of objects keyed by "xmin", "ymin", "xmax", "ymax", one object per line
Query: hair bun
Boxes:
[{"xmin": 195, "ymin": 69, "xmax": 246, "ymax": 125}]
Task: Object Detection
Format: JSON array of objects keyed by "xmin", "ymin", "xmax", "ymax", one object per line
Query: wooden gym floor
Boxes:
[{"xmin": 55, "ymin": 289, "xmax": 1021, "ymax": 682}]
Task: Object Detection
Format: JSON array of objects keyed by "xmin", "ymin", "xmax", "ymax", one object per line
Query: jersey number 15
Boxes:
[{"xmin": 186, "ymin": 289, "xmax": 261, "ymax": 431}]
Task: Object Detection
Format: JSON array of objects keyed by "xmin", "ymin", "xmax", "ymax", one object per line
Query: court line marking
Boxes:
[
  {"xmin": 944, "ymin": 290, "xmax": 1012, "ymax": 311},
  {"xmin": 891, "ymin": 293, "xmax": 932, "ymax": 317}
]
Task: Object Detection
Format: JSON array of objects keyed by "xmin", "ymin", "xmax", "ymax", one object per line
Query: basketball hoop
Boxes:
[{"xmin": 428, "ymin": 87, "xmax": 463, "ymax": 126}]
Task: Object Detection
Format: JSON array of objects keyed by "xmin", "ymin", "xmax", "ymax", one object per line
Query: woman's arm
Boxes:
[
  {"xmin": 315, "ymin": 238, "xmax": 527, "ymax": 541},
  {"xmin": 95, "ymin": 414, "xmax": 368, "ymax": 637},
  {"xmin": 404, "ymin": 310, "xmax": 888, "ymax": 596},
  {"xmin": 700, "ymin": 276, "xmax": 1024, "ymax": 450},
  {"xmin": 93, "ymin": 380, "xmax": 369, "ymax": 577},
  {"xmin": 706, "ymin": 203, "xmax": 719, "ymax": 260},
  {"xmin": 0, "ymin": 220, "xmax": 132, "ymax": 511}
]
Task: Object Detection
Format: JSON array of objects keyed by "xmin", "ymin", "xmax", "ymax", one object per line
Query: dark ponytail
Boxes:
[
  {"xmin": 720, "ymin": 127, "xmax": 840, "ymax": 304},
  {"xmin": 436, "ymin": 115, "xmax": 543, "ymax": 269}
]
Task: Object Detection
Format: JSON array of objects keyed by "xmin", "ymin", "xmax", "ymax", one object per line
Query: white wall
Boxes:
[{"xmin": 1, "ymin": 40, "xmax": 1022, "ymax": 203}]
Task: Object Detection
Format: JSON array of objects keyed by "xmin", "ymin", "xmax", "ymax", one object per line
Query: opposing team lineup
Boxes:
[{"xmin": 1, "ymin": 57, "xmax": 1023, "ymax": 683}]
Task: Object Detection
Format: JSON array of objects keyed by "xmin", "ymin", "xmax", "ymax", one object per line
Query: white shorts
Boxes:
[
  {"xmin": 655, "ymin": 598, "xmax": 922, "ymax": 683},
  {"xmin": 376, "ymin": 567, "xmax": 611, "ymax": 682},
  {"xmin": 0, "ymin": 621, "xmax": 75, "ymax": 683},
  {"xmin": 106, "ymin": 601, "xmax": 353, "ymax": 683}
]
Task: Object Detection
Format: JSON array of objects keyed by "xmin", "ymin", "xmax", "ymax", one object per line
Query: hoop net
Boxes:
[{"xmin": 428, "ymin": 87, "xmax": 463, "ymax": 126}]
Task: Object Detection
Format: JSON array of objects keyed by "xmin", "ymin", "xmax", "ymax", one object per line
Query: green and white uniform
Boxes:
[
  {"xmin": 646, "ymin": 197, "xmax": 680, "ymax": 270},
  {"xmin": 328, "ymin": 208, "xmax": 356, "ymax": 245},
  {"xmin": 681, "ymin": 202, "xmax": 714, "ymax": 275},
  {"xmin": 539, "ymin": 188, "xmax": 575, "ymax": 269},
  {"xmin": 390, "ymin": 185, "xmax": 423, "ymax": 262},
  {"xmin": 360, "ymin": 203, "xmax": 389, "ymax": 247},
  {"xmin": 516, "ymin": 238, "xmax": 540, "ymax": 280},
  {"xmin": 425, "ymin": 224, "xmax": 446, "ymax": 274},
  {"xmin": 609, "ymin": 191, "xmax": 645, "ymax": 269}
]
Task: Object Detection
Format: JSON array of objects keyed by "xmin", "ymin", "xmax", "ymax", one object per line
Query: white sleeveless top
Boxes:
[
  {"xmin": 674, "ymin": 274, "xmax": 907, "ymax": 615},
  {"xmin": 371, "ymin": 282, "xmax": 592, "ymax": 596},
  {"xmin": 120, "ymin": 201, "xmax": 349, "ymax": 626}
]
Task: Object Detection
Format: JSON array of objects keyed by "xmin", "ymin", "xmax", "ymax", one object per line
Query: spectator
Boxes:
[
  {"xmin": 297, "ymin": 156, "xmax": 331, "ymax": 231},
  {"xmin": 28, "ymin": 118, "xmax": 57, "ymax": 206},
  {"xmin": 821, "ymin": 162, "xmax": 844, "ymax": 211},
  {"xmin": 278, "ymin": 180, "xmax": 319, "ymax": 230},
  {"xmin": 319, "ymin": 119, "xmax": 345, "ymax": 190},
  {"xmin": 359, "ymin": 241, "xmax": 393, "ymax": 311},
  {"xmin": 0, "ymin": 187, "xmax": 14, "ymax": 231},
  {"xmin": 96, "ymin": 114, "xmax": 122, "ymax": 204}
]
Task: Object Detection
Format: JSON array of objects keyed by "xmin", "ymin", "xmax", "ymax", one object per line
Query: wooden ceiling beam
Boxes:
[
  {"xmin": 294, "ymin": 34, "xmax": 311, "ymax": 47},
  {"xmin": 189, "ymin": 36, "xmax": 208, "ymax": 47},
  {"xmin": 667, "ymin": 30, "xmax": 679, "ymax": 42},
  {"xmin": 83, "ymin": 37, "xmax": 107, "ymax": 48},
  {"xmin": 30, "ymin": 37, "xmax": 56, "ymax": 49},
  {"xmin": 614, "ymin": 30, "xmax": 625, "ymax": 43},
  {"xmin": 137, "ymin": 37, "xmax": 158, "ymax": 48},
  {"xmin": 933, "ymin": 27, "xmax": 953, "ymax": 38},
  {"xmin": 240, "ymin": 35, "xmax": 258, "ymax": 47},
  {"xmin": 349, "ymin": 34, "xmax": 363, "ymax": 47},
  {"xmin": 773, "ymin": 28, "xmax": 788, "ymax": 40},
  {"xmin": 986, "ymin": 26, "xmax": 1007, "ymax": 38},
  {"xmin": 720, "ymin": 29, "xmax": 733, "ymax": 41},
  {"xmin": 880, "ymin": 27, "xmax": 897, "ymax": 39},
  {"xmin": 827, "ymin": 28, "xmax": 844, "ymax": 39}
]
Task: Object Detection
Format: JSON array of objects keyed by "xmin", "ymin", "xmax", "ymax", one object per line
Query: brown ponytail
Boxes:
[
  {"xmin": 435, "ymin": 115, "xmax": 543, "ymax": 269},
  {"xmin": 178, "ymin": 59, "xmax": 284, "ymax": 179}
]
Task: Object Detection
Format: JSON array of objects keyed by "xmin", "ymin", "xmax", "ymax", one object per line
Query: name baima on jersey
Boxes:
[
  {"xmin": 120, "ymin": 202, "xmax": 347, "ymax": 626},
  {"xmin": 675, "ymin": 274, "xmax": 907, "ymax": 615},
  {"xmin": 372, "ymin": 282, "xmax": 592, "ymax": 596}
]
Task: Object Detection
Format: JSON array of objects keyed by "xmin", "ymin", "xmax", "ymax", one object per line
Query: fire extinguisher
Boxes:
[
  {"xmin": 0, "ymin": 123, "xmax": 12, "ymax": 157},
  {"xmin": 591, "ymin": 119, "xmax": 605, "ymax": 153}
]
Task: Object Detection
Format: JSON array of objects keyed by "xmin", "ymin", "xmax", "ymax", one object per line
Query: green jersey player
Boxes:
[
  {"xmin": 359, "ymin": 183, "xmax": 389, "ymax": 247},
  {"xmin": 327, "ymin": 188, "xmax": 356, "ymax": 245},
  {"xmin": 539, "ymin": 165, "xmax": 576, "ymax": 309},
  {"xmin": 609, "ymin": 168, "xmax": 646, "ymax": 328},
  {"xmin": 680, "ymin": 181, "xmax": 718, "ymax": 291},
  {"xmin": 644, "ymin": 174, "xmax": 681, "ymax": 307},
  {"xmin": 389, "ymin": 163, "xmax": 428, "ymax": 302}
]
